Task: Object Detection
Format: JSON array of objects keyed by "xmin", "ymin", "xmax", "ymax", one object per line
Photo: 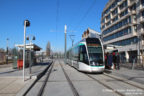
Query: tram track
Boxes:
[
  {"xmin": 23, "ymin": 61, "xmax": 54, "ymax": 96},
  {"xmin": 85, "ymin": 74, "xmax": 125, "ymax": 96},
  {"xmin": 37, "ymin": 62, "xmax": 54, "ymax": 96},
  {"xmin": 103, "ymin": 73, "xmax": 144, "ymax": 90},
  {"xmin": 59, "ymin": 61, "xmax": 80, "ymax": 96},
  {"xmin": 84, "ymin": 72, "xmax": 144, "ymax": 96}
]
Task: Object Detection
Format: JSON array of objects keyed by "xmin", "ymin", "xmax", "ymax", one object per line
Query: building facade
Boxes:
[{"xmin": 101, "ymin": 0, "xmax": 144, "ymax": 62}]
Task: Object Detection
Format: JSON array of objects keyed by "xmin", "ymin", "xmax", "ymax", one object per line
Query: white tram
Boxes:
[{"xmin": 66, "ymin": 38, "xmax": 105, "ymax": 73}]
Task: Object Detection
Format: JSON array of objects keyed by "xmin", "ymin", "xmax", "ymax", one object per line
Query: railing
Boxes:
[
  {"xmin": 120, "ymin": 58, "xmax": 144, "ymax": 70},
  {"xmin": 140, "ymin": 16, "xmax": 144, "ymax": 23}
]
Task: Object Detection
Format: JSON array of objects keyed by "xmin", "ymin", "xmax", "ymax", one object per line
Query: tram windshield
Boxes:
[{"xmin": 86, "ymin": 38, "xmax": 103, "ymax": 66}]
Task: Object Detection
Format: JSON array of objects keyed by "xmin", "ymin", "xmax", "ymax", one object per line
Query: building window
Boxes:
[
  {"xmin": 103, "ymin": 27, "xmax": 131, "ymax": 42},
  {"xmin": 106, "ymin": 14, "xmax": 111, "ymax": 20},
  {"xmin": 120, "ymin": 9, "xmax": 128, "ymax": 18},
  {"xmin": 106, "ymin": 21, "xmax": 111, "ymax": 26},
  {"xmin": 128, "ymin": 27, "xmax": 132, "ymax": 33},
  {"xmin": 141, "ymin": 0, "xmax": 144, "ymax": 5},
  {"xmin": 134, "ymin": 25, "xmax": 137, "ymax": 32},
  {"xmin": 142, "ymin": 10, "xmax": 144, "ymax": 17},
  {"xmin": 102, "ymin": 25, "xmax": 105, "ymax": 29},
  {"xmin": 111, "ymin": 37, "xmax": 138, "ymax": 46},
  {"xmin": 130, "ymin": 4, "xmax": 136, "ymax": 11},
  {"xmin": 112, "ymin": 16, "xmax": 118, "ymax": 22},
  {"xmin": 142, "ymin": 23, "xmax": 144, "ymax": 28},
  {"xmin": 112, "ymin": 8, "xmax": 118, "ymax": 16},
  {"xmin": 102, "ymin": 19, "xmax": 105, "ymax": 23},
  {"xmin": 119, "ymin": 0, "xmax": 127, "ymax": 10},
  {"xmin": 103, "ymin": 16, "xmax": 131, "ymax": 35},
  {"xmin": 133, "ymin": 15, "xmax": 136, "ymax": 21}
]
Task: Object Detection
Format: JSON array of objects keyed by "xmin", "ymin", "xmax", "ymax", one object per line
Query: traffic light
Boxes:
[
  {"xmin": 25, "ymin": 20, "xmax": 30, "ymax": 27},
  {"xmin": 26, "ymin": 37, "xmax": 29, "ymax": 40}
]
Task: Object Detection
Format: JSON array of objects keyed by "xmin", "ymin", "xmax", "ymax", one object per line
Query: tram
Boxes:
[{"xmin": 66, "ymin": 37, "xmax": 105, "ymax": 73}]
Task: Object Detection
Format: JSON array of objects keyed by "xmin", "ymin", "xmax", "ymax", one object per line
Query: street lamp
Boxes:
[
  {"xmin": 23, "ymin": 20, "xmax": 30, "ymax": 81},
  {"xmin": 137, "ymin": 20, "xmax": 141, "ymax": 64},
  {"xmin": 64, "ymin": 25, "xmax": 67, "ymax": 64},
  {"xmin": 69, "ymin": 35, "xmax": 75, "ymax": 47},
  {"xmin": 26, "ymin": 35, "xmax": 35, "ymax": 75}
]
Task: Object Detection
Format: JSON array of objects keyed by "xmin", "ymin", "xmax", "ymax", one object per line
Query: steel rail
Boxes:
[
  {"xmin": 103, "ymin": 73, "xmax": 144, "ymax": 90},
  {"xmin": 37, "ymin": 62, "xmax": 54, "ymax": 96},
  {"xmin": 85, "ymin": 74, "xmax": 125, "ymax": 96},
  {"xmin": 23, "ymin": 61, "xmax": 53, "ymax": 96},
  {"xmin": 59, "ymin": 61, "xmax": 79, "ymax": 96}
]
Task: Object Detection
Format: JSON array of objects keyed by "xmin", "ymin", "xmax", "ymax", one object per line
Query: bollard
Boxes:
[{"xmin": 132, "ymin": 59, "xmax": 135, "ymax": 70}]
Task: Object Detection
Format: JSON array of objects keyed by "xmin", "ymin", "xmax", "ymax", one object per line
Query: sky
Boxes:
[{"xmin": 0, "ymin": 0, "xmax": 108, "ymax": 52}]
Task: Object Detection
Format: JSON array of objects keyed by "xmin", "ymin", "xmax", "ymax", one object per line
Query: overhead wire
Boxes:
[
  {"xmin": 55, "ymin": 0, "xmax": 60, "ymax": 52},
  {"xmin": 67, "ymin": 0, "xmax": 97, "ymax": 46},
  {"xmin": 74, "ymin": 0, "xmax": 97, "ymax": 31},
  {"xmin": 56, "ymin": 0, "xmax": 59, "ymax": 32}
]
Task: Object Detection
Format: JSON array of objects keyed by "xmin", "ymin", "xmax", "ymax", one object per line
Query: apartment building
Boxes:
[{"xmin": 101, "ymin": 0, "xmax": 144, "ymax": 62}]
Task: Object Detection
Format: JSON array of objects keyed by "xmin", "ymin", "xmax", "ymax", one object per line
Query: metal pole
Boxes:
[
  {"xmin": 72, "ymin": 40, "xmax": 74, "ymax": 47},
  {"xmin": 69, "ymin": 35, "xmax": 75, "ymax": 47},
  {"xmin": 137, "ymin": 22, "xmax": 141, "ymax": 64},
  {"xmin": 139, "ymin": 35, "xmax": 140, "ymax": 64},
  {"xmin": 64, "ymin": 25, "xmax": 67, "ymax": 63},
  {"xmin": 132, "ymin": 59, "xmax": 135, "ymax": 70},
  {"xmin": 29, "ymin": 39, "xmax": 32, "ymax": 75},
  {"xmin": 136, "ymin": 5, "xmax": 141, "ymax": 64},
  {"xmin": 23, "ymin": 21, "xmax": 26, "ymax": 81},
  {"xmin": 6, "ymin": 38, "xmax": 9, "ymax": 64}
]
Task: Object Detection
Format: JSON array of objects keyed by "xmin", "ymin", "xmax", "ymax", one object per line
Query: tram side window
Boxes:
[
  {"xmin": 67, "ymin": 52, "xmax": 69, "ymax": 59},
  {"xmin": 73, "ymin": 47, "xmax": 79, "ymax": 61},
  {"xmin": 79, "ymin": 45, "xmax": 89, "ymax": 64}
]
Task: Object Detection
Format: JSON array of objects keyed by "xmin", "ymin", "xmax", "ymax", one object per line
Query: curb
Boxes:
[{"xmin": 16, "ymin": 61, "xmax": 53, "ymax": 96}]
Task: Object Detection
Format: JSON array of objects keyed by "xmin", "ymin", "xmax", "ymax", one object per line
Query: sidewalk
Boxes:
[
  {"xmin": 0, "ymin": 60, "xmax": 52, "ymax": 96},
  {"xmin": 109, "ymin": 67, "xmax": 144, "ymax": 85},
  {"xmin": 120, "ymin": 62, "xmax": 144, "ymax": 70}
]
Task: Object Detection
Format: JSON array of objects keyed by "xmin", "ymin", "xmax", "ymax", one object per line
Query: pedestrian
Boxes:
[
  {"xmin": 112, "ymin": 52, "xmax": 116, "ymax": 69},
  {"xmin": 108, "ymin": 53, "xmax": 113, "ymax": 69},
  {"xmin": 105, "ymin": 53, "xmax": 108, "ymax": 69},
  {"xmin": 116, "ymin": 52, "xmax": 120, "ymax": 70}
]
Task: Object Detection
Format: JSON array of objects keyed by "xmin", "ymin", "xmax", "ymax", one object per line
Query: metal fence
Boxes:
[{"xmin": 120, "ymin": 58, "xmax": 144, "ymax": 70}]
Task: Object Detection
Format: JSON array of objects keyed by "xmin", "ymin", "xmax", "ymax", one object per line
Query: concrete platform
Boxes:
[
  {"xmin": 0, "ymin": 61, "xmax": 52, "ymax": 96},
  {"xmin": 105, "ymin": 67, "xmax": 144, "ymax": 85}
]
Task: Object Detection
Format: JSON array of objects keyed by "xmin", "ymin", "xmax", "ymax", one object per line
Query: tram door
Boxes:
[{"xmin": 79, "ymin": 45, "xmax": 89, "ymax": 65}]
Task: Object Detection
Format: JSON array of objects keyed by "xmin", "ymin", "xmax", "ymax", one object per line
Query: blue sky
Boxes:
[{"xmin": 0, "ymin": 0, "xmax": 108, "ymax": 52}]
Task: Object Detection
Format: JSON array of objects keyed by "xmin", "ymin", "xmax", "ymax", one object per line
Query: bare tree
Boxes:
[
  {"xmin": 0, "ymin": 48, "xmax": 5, "ymax": 52},
  {"xmin": 46, "ymin": 41, "xmax": 51, "ymax": 57}
]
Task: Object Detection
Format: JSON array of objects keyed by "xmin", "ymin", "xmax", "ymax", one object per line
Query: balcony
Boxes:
[
  {"xmin": 140, "ymin": 16, "xmax": 144, "ymax": 23},
  {"xmin": 128, "ymin": 0, "xmax": 135, "ymax": 7},
  {"xmin": 118, "ymin": 0, "xmax": 125, "ymax": 6},
  {"xmin": 141, "ymin": 40, "xmax": 144, "ymax": 46},
  {"xmin": 140, "ymin": 4, "xmax": 144, "ymax": 11},
  {"xmin": 117, "ymin": 2, "xmax": 121, "ymax": 6},
  {"xmin": 132, "ymin": 19, "xmax": 136, "ymax": 24},
  {"xmin": 131, "ymin": 10, "xmax": 136, "ymax": 14},
  {"xmin": 111, "ymin": 13, "xmax": 118, "ymax": 19},
  {"xmin": 141, "ymin": 28, "xmax": 144, "ymax": 34}
]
